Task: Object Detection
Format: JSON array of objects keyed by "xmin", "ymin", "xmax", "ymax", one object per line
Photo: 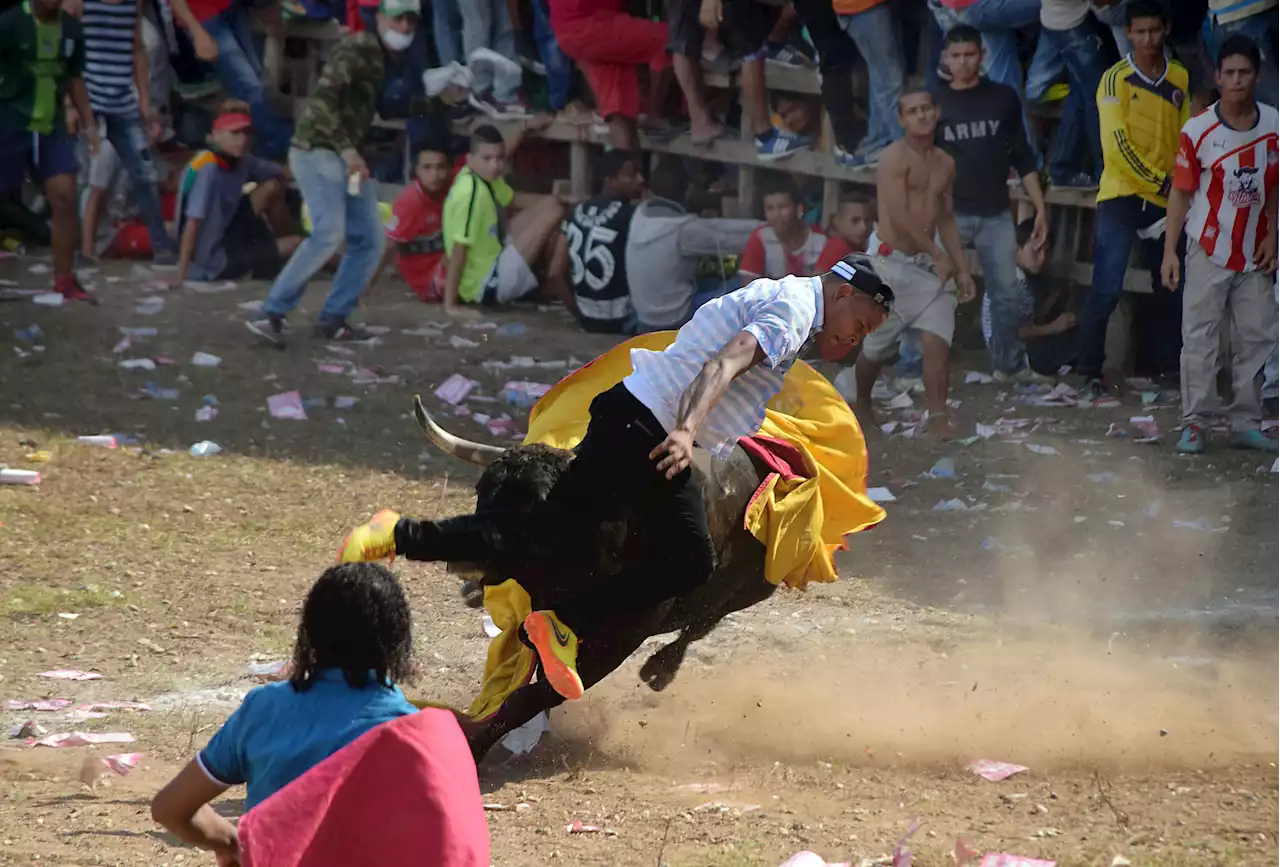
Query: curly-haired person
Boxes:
[{"xmin": 150, "ymin": 563, "xmax": 425, "ymax": 864}]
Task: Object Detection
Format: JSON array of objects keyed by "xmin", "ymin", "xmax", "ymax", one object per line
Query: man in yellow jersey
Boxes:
[{"xmin": 1077, "ymin": 0, "xmax": 1190, "ymax": 402}]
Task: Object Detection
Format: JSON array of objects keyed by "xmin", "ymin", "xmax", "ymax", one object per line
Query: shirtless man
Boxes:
[{"xmin": 853, "ymin": 88, "xmax": 975, "ymax": 438}]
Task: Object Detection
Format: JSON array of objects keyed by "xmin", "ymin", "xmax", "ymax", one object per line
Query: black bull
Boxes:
[{"xmin": 413, "ymin": 397, "xmax": 780, "ymax": 761}]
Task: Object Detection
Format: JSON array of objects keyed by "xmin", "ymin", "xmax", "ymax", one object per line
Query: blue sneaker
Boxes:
[
  {"xmin": 1227, "ymin": 429, "xmax": 1278, "ymax": 453},
  {"xmin": 1176, "ymin": 424, "xmax": 1206, "ymax": 454},
  {"xmin": 756, "ymin": 127, "xmax": 812, "ymax": 162}
]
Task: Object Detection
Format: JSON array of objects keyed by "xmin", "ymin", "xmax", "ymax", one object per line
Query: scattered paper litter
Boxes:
[
  {"xmin": 316, "ymin": 362, "xmax": 347, "ymax": 374},
  {"xmin": 1086, "ymin": 472, "xmax": 1119, "ymax": 484},
  {"xmin": 57, "ymin": 612, "xmax": 79, "ymax": 620},
  {"xmin": 866, "ymin": 487, "xmax": 896, "ymax": 503},
  {"xmin": 965, "ymin": 371, "xmax": 995, "ymax": 384},
  {"xmin": 448, "ymin": 335, "xmax": 480, "ymax": 349},
  {"xmin": 237, "ymin": 299, "xmax": 263, "ymax": 311},
  {"xmin": 334, "ymin": 396, "xmax": 359, "ymax": 409},
  {"xmin": 37, "ymin": 670, "xmax": 103, "ymax": 681},
  {"xmin": 5, "ymin": 699, "xmax": 73, "ymax": 711},
  {"xmin": 979, "ymin": 857, "xmax": 1056, "ymax": 867},
  {"xmin": 975, "ymin": 423, "xmax": 998, "ymax": 439},
  {"xmin": 195, "ymin": 405, "xmax": 218, "ymax": 422},
  {"xmin": 246, "ymin": 660, "xmax": 288, "ymax": 680},
  {"xmin": 435, "ymin": 373, "xmax": 477, "ymax": 405},
  {"xmin": 185, "ymin": 280, "xmax": 237, "ymax": 294},
  {"xmin": 933, "ymin": 498, "xmax": 969, "ymax": 512},
  {"xmin": 482, "ymin": 614, "xmax": 502, "ymax": 638},
  {"xmin": 267, "ymin": 390, "xmax": 308, "ymax": 420},
  {"xmin": 135, "ymin": 296, "xmax": 166, "ymax": 315},
  {"xmin": 119, "ymin": 358, "xmax": 156, "ymax": 370},
  {"xmin": 33, "ymin": 292, "xmax": 65, "ymax": 306},
  {"xmin": 29, "ymin": 263, "xmax": 50, "ymax": 274},
  {"xmin": 967, "ymin": 759, "xmax": 1029, "ymax": 782},
  {"xmin": 886, "ymin": 392, "xmax": 914, "ymax": 410},
  {"xmin": 1024, "ymin": 444, "xmax": 1060, "ymax": 456},
  {"xmin": 1129, "ymin": 415, "xmax": 1160, "ymax": 438},
  {"xmin": 190, "ymin": 351, "xmax": 221, "ymax": 367},
  {"xmin": 79, "ymin": 752, "xmax": 143, "ymax": 785},
  {"xmin": 779, "ymin": 852, "xmax": 849, "ymax": 867},
  {"xmin": 1172, "ymin": 517, "xmax": 1218, "ymax": 532},
  {"xmin": 77, "ymin": 701, "xmax": 151, "ymax": 712},
  {"xmin": 500, "ymin": 711, "xmax": 548, "ymax": 755},
  {"xmin": 31, "ymin": 731, "xmax": 135, "ymax": 748},
  {"xmin": 566, "ymin": 820, "xmax": 615, "ymax": 835},
  {"xmin": 927, "ymin": 457, "xmax": 955, "ymax": 478}
]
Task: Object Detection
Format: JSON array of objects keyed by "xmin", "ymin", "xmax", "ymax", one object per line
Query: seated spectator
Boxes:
[
  {"xmin": 983, "ymin": 218, "xmax": 1079, "ymax": 377},
  {"xmin": 149, "ymin": 562, "xmax": 420, "ymax": 863},
  {"xmin": 551, "ymin": 149, "xmax": 645, "ymax": 332},
  {"xmin": 174, "ymin": 103, "xmax": 302, "ymax": 284},
  {"xmin": 817, "ymin": 190, "xmax": 876, "ymax": 268},
  {"xmin": 549, "ymin": 0, "xmax": 672, "ymax": 149},
  {"xmin": 737, "ymin": 179, "xmax": 827, "ymax": 281},
  {"xmin": 442, "ymin": 121, "xmax": 563, "ymax": 314},
  {"xmin": 80, "ymin": 138, "xmax": 182, "ymax": 262},
  {"xmin": 385, "ymin": 144, "xmax": 454, "ymax": 302},
  {"xmin": 669, "ymin": 0, "xmax": 810, "ymax": 158}
]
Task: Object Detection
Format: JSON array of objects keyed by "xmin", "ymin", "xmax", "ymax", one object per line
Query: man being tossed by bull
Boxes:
[{"xmin": 338, "ymin": 253, "xmax": 893, "ymax": 701}]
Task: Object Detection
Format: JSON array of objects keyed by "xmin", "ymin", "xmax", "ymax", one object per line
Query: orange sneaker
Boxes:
[
  {"xmin": 523, "ymin": 610, "xmax": 584, "ymax": 701},
  {"xmin": 336, "ymin": 509, "xmax": 401, "ymax": 562}
]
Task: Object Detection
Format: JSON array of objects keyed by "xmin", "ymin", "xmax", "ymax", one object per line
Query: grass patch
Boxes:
[{"xmin": 5, "ymin": 583, "xmax": 123, "ymax": 616}]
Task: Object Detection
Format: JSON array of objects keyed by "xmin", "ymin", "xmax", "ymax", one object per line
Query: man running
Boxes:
[
  {"xmin": 851, "ymin": 89, "xmax": 975, "ymax": 439},
  {"xmin": 337, "ymin": 253, "xmax": 894, "ymax": 701}
]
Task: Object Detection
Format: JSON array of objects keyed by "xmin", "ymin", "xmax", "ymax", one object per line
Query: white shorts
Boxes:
[
  {"xmin": 480, "ymin": 242, "xmax": 538, "ymax": 305},
  {"xmin": 860, "ymin": 234, "xmax": 957, "ymax": 362}
]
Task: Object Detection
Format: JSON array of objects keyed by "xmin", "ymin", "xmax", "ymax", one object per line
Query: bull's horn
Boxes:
[{"xmin": 413, "ymin": 395, "xmax": 505, "ymax": 466}]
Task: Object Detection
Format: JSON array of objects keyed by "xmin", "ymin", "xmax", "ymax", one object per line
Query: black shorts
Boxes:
[
  {"xmin": 218, "ymin": 197, "xmax": 282, "ymax": 281},
  {"xmin": 665, "ymin": 0, "xmax": 767, "ymax": 60}
]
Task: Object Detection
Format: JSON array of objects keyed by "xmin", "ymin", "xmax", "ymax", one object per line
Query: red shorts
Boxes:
[{"xmin": 553, "ymin": 11, "xmax": 669, "ymax": 120}]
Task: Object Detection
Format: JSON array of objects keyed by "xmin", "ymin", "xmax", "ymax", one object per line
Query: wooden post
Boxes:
[
  {"xmin": 738, "ymin": 122, "xmax": 758, "ymax": 219},
  {"xmin": 569, "ymin": 140, "xmax": 592, "ymax": 201},
  {"xmin": 262, "ymin": 28, "xmax": 283, "ymax": 92},
  {"xmin": 820, "ymin": 108, "xmax": 839, "ymax": 227}
]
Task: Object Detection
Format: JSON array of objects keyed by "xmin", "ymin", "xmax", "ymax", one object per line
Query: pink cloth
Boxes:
[{"xmin": 239, "ymin": 709, "xmax": 489, "ymax": 867}]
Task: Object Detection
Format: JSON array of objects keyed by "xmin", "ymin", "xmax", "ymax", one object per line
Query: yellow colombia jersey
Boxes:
[{"xmin": 1097, "ymin": 55, "xmax": 1190, "ymax": 206}]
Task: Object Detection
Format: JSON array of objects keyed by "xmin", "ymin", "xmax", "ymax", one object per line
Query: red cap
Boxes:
[{"xmin": 212, "ymin": 112, "xmax": 252, "ymax": 133}]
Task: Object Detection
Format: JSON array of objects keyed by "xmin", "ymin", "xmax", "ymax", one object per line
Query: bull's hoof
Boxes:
[
  {"xmin": 460, "ymin": 580, "xmax": 485, "ymax": 609},
  {"xmin": 640, "ymin": 642, "xmax": 687, "ymax": 692}
]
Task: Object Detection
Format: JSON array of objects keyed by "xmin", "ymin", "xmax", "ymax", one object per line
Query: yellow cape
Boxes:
[{"xmin": 463, "ymin": 333, "xmax": 885, "ymax": 720}]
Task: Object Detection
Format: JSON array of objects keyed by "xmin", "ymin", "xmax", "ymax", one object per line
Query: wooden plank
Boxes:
[
  {"xmin": 569, "ymin": 141, "xmax": 592, "ymax": 200},
  {"xmin": 738, "ymin": 120, "xmax": 758, "ymax": 218}
]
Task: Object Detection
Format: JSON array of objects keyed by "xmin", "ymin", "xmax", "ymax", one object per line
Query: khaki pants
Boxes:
[{"xmin": 1179, "ymin": 244, "xmax": 1279, "ymax": 431}]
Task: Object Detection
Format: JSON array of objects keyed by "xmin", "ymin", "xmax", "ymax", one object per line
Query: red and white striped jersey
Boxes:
[{"xmin": 1174, "ymin": 101, "xmax": 1279, "ymax": 272}]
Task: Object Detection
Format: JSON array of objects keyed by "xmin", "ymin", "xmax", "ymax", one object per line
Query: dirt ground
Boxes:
[{"xmin": 0, "ymin": 258, "xmax": 1276, "ymax": 867}]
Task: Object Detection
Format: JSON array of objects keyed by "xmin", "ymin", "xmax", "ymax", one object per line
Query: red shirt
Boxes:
[
  {"xmin": 182, "ymin": 0, "xmax": 232, "ymax": 23},
  {"xmin": 387, "ymin": 181, "xmax": 448, "ymax": 302},
  {"xmin": 738, "ymin": 225, "xmax": 828, "ymax": 279},
  {"xmin": 550, "ymin": 0, "xmax": 623, "ymax": 25},
  {"xmin": 815, "ymin": 235, "xmax": 854, "ymax": 273}
]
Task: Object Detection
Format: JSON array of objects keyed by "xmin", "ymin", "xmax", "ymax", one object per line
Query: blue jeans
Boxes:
[
  {"xmin": 204, "ymin": 4, "xmax": 292, "ymax": 160},
  {"xmin": 432, "ymin": 0, "xmax": 463, "ymax": 65},
  {"xmin": 102, "ymin": 112, "xmax": 177, "ymax": 257},
  {"xmin": 1078, "ymin": 195, "xmax": 1183, "ymax": 380},
  {"xmin": 263, "ymin": 148, "xmax": 385, "ymax": 324},
  {"xmin": 897, "ymin": 330, "xmax": 923, "ymax": 377},
  {"xmin": 838, "ymin": 4, "xmax": 904, "ymax": 155},
  {"xmin": 531, "ymin": 0, "xmax": 570, "ymax": 110},
  {"xmin": 929, "ymin": 0, "xmax": 1041, "ymax": 146},
  {"xmin": 1213, "ymin": 12, "xmax": 1278, "ymax": 107},
  {"xmin": 1025, "ymin": 21, "xmax": 1107, "ymax": 181},
  {"xmin": 955, "ymin": 211, "xmax": 1026, "ymax": 374},
  {"xmin": 460, "ymin": 0, "xmax": 520, "ymax": 102}
]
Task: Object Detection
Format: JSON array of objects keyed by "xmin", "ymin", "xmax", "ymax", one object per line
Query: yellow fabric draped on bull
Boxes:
[{"xmin": 450, "ymin": 331, "xmax": 885, "ymax": 721}]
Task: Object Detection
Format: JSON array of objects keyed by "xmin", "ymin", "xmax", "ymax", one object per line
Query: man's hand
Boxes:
[
  {"xmin": 345, "ymin": 151, "xmax": 370, "ymax": 180},
  {"xmin": 650, "ymin": 429, "xmax": 696, "ymax": 480},
  {"xmin": 145, "ymin": 114, "xmax": 164, "ymax": 143},
  {"xmin": 1050, "ymin": 311, "xmax": 1077, "ymax": 334},
  {"xmin": 85, "ymin": 125, "xmax": 101, "ymax": 157},
  {"xmin": 699, "ymin": 0, "xmax": 723, "ymax": 29},
  {"xmin": 1254, "ymin": 230, "xmax": 1277, "ymax": 274},
  {"xmin": 444, "ymin": 302, "xmax": 480, "ymax": 319},
  {"xmin": 1161, "ymin": 250, "xmax": 1181, "ymax": 291},
  {"xmin": 524, "ymin": 112, "xmax": 554, "ymax": 133},
  {"xmin": 1032, "ymin": 209, "xmax": 1048, "ymax": 247},
  {"xmin": 62, "ymin": 0, "xmax": 82, "ymax": 15},
  {"xmin": 930, "ymin": 247, "xmax": 955, "ymax": 285},
  {"xmin": 955, "ymin": 272, "xmax": 977, "ymax": 303},
  {"xmin": 193, "ymin": 28, "xmax": 218, "ymax": 61}
]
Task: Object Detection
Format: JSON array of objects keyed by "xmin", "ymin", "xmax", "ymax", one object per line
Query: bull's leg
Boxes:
[
  {"xmin": 468, "ymin": 612, "xmax": 666, "ymax": 763},
  {"xmin": 641, "ymin": 576, "xmax": 776, "ymax": 692}
]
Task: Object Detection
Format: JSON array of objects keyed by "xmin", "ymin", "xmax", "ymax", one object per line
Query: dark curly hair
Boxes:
[
  {"xmin": 475, "ymin": 443, "xmax": 573, "ymax": 513},
  {"xmin": 289, "ymin": 563, "xmax": 414, "ymax": 693}
]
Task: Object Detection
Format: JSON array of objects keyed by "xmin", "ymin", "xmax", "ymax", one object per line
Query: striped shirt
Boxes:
[
  {"xmin": 83, "ymin": 0, "xmax": 139, "ymax": 116},
  {"xmin": 623, "ymin": 275, "xmax": 824, "ymax": 458}
]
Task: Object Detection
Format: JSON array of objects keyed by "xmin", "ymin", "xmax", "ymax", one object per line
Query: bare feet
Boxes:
[
  {"xmin": 690, "ymin": 121, "xmax": 726, "ymax": 147},
  {"xmin": 853, "ymin": 399, "xmax": 879, "ymax": 428},
  {"xmin": 929, "ymin": 414, "xmax": 957, "ymax": 440}
]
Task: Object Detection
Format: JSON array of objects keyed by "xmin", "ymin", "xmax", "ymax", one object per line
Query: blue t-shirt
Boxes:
[{"xmin": 196, "ymin": 668, "xmax": 418, "ymax": 810}]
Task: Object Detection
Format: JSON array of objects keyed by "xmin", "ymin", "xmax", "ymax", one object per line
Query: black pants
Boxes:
[
  {"xmin": 396, "ymin": 383, "xmax": 715, "ymax": 635},
  {"xmin": 789, "ymin": 0, "xmax": 861, "ymax": 153}
]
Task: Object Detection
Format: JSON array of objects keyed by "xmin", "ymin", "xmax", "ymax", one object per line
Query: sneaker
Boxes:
[
  {"xmin": 834, "ymin": 144, "xmax": 871, "ymax": 170},
  {"xmin": 336, "ymin": 509, "xmax": 402, "ymax": 562},
  {"xmin": 1080, "ymin": 378, "xmax": 1106, "ymax": 402},
  {"xmin": 765, "ymin": 42, "xmax": 814, "ymax": 69},
  {"xmin": 1227, "ymin": 429, "xmax": 1278, "ymax": 453},
  {"xmin": 59, "ymin": 276, "xmax": 98, "ymax": 305},
  {"xmin": 316, "ymin": 320, "xmax": 377, "ymax": 342},
  {"xmin": 246, "ymin": 315, "xmax": 287, "ymax": 348},
  {"xmin": 523, "ymin": 610, "xmax": 584, "ymax": 700},
  {"xmin": 756, "ymin": 127, "xmax": 812, "ymax": 162},
  {"xmin": 151, "ymin": 250, "xmax": 180, "ymax": 269},
  {"xmin": 1052, "ymin": 172, "xmax": 1099, "ymax": 191},
  {"xmin": 1176, "ymin": 424, "xmax": 1207, "ymax": 454},
  {"xmin": 491, "ymin": 96, "xmax": 532, "ymax": 120}
]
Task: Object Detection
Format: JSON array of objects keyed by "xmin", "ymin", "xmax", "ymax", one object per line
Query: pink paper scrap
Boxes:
[
  {"xmin": 76, "ymin": 701, "xmax": 152, "ymax": 712},
  {"xmin": 317, "ymin": 363, "xmax": 347, "ymax": 374},
  {"xmin": 5, "ymin": 699, "xmax": 73, "ymax": 711},
  {"xmin": 37, "ymin": 670, "xmax": 104, "ymax": 681},
  {"xmin": 31, "ymin": 731, "xmax": 136, "ymax": 748},
  {"xmin": 435, "ymin": 373, "xmax": 477, "ymax": 405},
  {"xmin": 980, "ymin": 856, "xmax": 1056, "ymax": 867},
  {"xmin": 103, "ymin": 752, "xmax": 143, "ymax": 775},
  {"xmin": 967, "ymin": 760, "xmax": 1030, "ymax": 782},
  {"xmin": 565, "ymin": 820, "xmax": 601, "ymax": 834},
  {"xmin": 267, "ymin": 390, "xmax": 308, "ymax": 420}
]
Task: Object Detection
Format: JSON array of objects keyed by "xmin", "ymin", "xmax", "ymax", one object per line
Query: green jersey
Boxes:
[{"xmin": 0, "ymin": 1, "xmax": 85, "ymax": 135}]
